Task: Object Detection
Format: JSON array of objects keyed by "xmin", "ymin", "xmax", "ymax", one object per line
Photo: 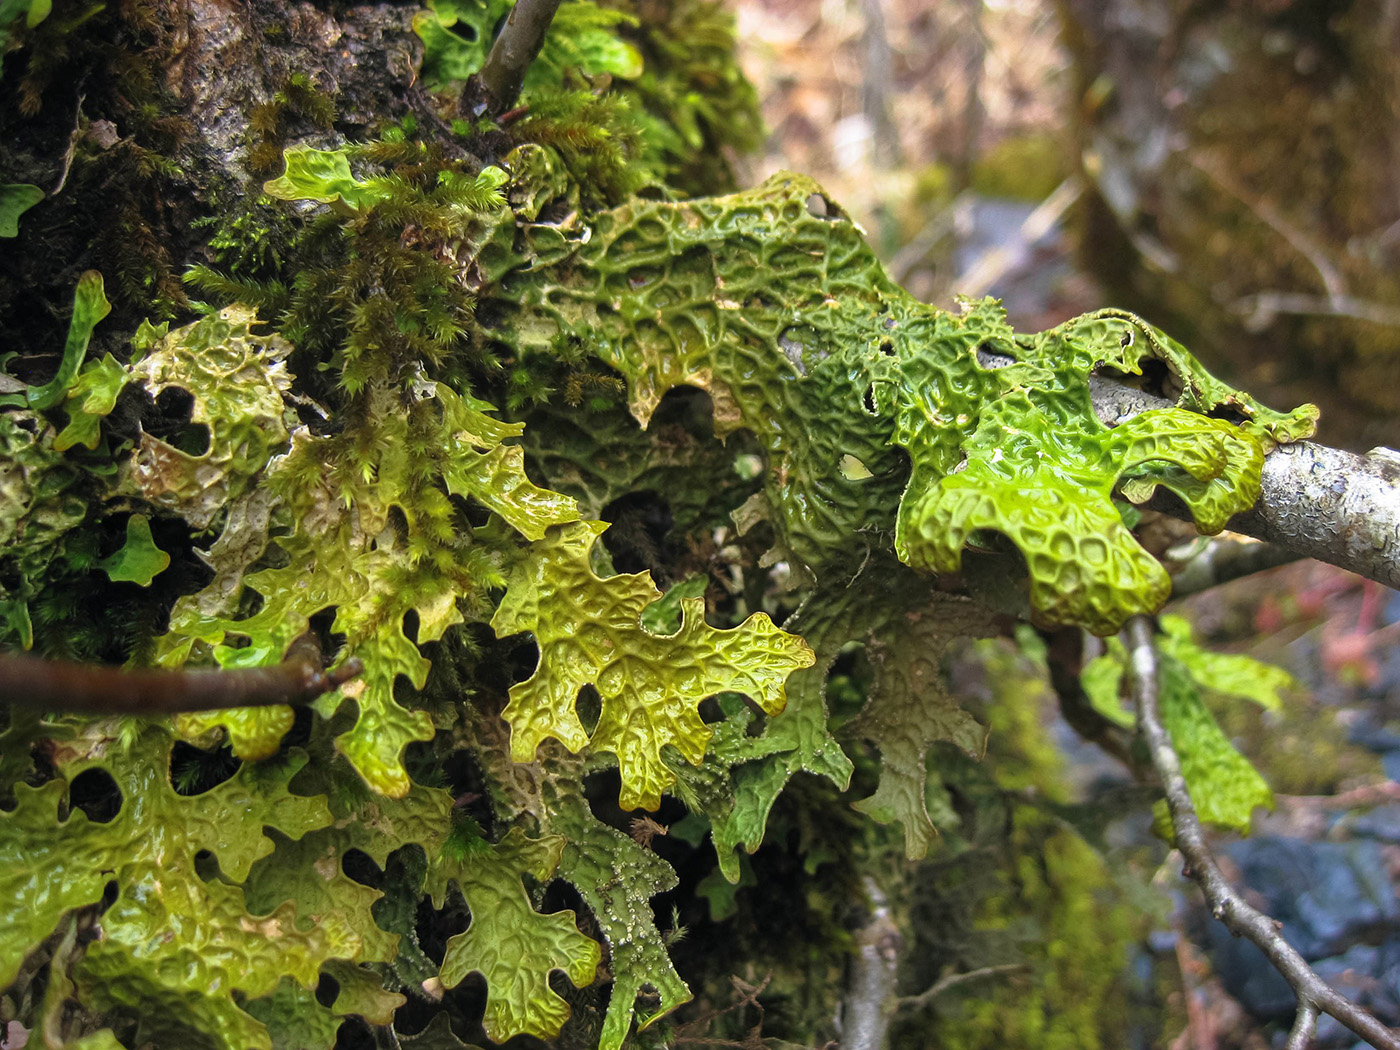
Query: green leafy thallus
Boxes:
[{"xmin": 0, "ymin": 153, "xmax": 1317, "ymax": 1050}]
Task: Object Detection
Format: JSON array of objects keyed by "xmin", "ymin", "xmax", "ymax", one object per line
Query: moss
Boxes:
[
  {"xmin": 971, "ymin": 133, "xmax": 1068, "ymax": 202},
  {"xmin": 245, "ymin": 72, "xmax": 338, "ymax": 176},
  {"xmin": 909, "ymin": 809, "xmax": 1156, "ymax": 1050}
]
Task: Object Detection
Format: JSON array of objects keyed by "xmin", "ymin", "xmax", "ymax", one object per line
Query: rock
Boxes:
[{"xmin": 1204, "ymin": 837, "xmax": 1400, "ymax": 1023}]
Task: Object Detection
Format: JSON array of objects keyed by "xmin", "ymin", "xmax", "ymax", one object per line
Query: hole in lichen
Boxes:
[
  {"xmin": 283, "ymin": 705, "xmax": 315, "ymax": 750},
  {"xmin": 449, "ymin": 493, "xmax": 493, "ymax": 530},
  {"xmin": 540, "ymin": 878, "xmax": 587, "ymax": 927},
  {"xmin": 69, "ymin": 767, "xmax": 122, "ymax": 823},
  {"xmin": 307, "ymin": 606, "xmax": 348, "ymax": 670},
  {"xmin": 342, "ymin": 848, "xmax": 382, "ymax": 888},
  {"xmin": 862, "ymin": 385, "xmax": 878, "ymax": 415},
  {"xmin": 473, "ymin": 298, "xmax": 507, "ymax": 330},
  {"xmin": 169, "ymin": 741, "xmax": 241, "ymax": 796},
  {"xmin": 805, "ymin": 193, "xmax": 833, "ymax": 219},
  {"xmin": 838, "ymin": 454, "xmax": 874, "ymax": 481},
  {"xmin": 315, "ymin": 972, "xmax": 340, "ymax": 1009},
  {"xmin": 601, "ymin": 490, "xmax": 672, "ymax": 575},
  {"xmin": 381, "ymin": 506, "xmax": 409, "ymax": 547},
  {"xmin": 439, "ymin": 750, "xmax": 495, "ymax": 833},
  {"xmin": 652, "ymin": 384, "xmax": 718, "ymax": 439},
  {"xmin": 498, "ymin": 634, "xmax": 541, "ymax": 689},
  {"xmin": 976, "ymin": 341, "xmax": 1014, "ymax": 369},
  {"xmin": 576, "ymin": 684, "xmax": 602, "ymax": 735},
  {"xmin": 194, "ymin": 848, "xmax": 222, "ymax": 882},
  {"xmin": 826, "ymin": 642, "xmax": 873, "ymax": 721},
  {"xmin": 402, "ymin": 609, "xmax": 420, "ymax": 645},
  {"xmin": 150, "ymin": 386, "xmax": 211, "ymax": 456},
  {"xmin": 879, "ymin": 340, "xmax": 894, "ymax": 356},
  {"xmin": 778, "ymin": 326, "xmax": 809, "ymax": 374},
  {"xmin": 582, "ymin": 767, "xmax": 629, "ymax": 831}
]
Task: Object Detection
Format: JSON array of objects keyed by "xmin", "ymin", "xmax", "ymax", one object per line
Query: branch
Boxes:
[
  {"xmin": 0, "ymin": 634, "xmax": 363, "ymax": 716},
  {"xmin": 980, "ymin": 348, "xmax": 1400, "ymax": 590},
  {"xmin": 1039, "ymin": 626, "xmax": 1134, "ymax": 766},
  {"xmin": 469, "ymin": 0, "xmax": 564, "ymax": 115},
  {"xmin": 895, "ymin": 964, "xmax": 1028, "ymax": 1013},
  {"xmin": 840, "ymin": 877, "xmax": 903, "ymax": 1050},
  {"xmin": 1167, "ymin": 537, "xmax": 1303, "ymax": 599},
  {"xmin": 1126, "ymin": 615, "xmax": 1400, "ymax": 1050}
]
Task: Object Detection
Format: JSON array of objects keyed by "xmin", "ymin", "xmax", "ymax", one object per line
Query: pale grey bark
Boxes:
[
  {"xmin": 840, "ymin": 878, "xmax": 902, "ymax": 1050},
  {"xmin": 1228, "ymin": 443, "xmax": 1400, "ymax": 591}
]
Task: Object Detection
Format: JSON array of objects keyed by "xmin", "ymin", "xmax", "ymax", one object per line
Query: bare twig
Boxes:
[
  {"xmin": 840, "ymin": 878, "xmax": 903, "ymax": 1050},
  {"xmin": 1127, "ymin": 615, "xmax": 1400, "ymax": 1050},
  {"xmin": 956, "ymin": 176, "xmax": 1083, "ymax": 297},
  {"xmin": 1235, "ymin": 292, "xmax": 1400, "ymax": 332},
  {"xmin": 1286, "ymin": 1001, "xmax": 1321, "ymax": 1050},
  {"xmin": 1190, "ymin": 154, "xmax": 1346, "ymax": 305},
  {"xmin": 0, "ymin": 634, "xmax": 362, "ymax": 716},
  {"xmin": 860, "ymin": 0, "xmax": 902, "ymax": 167},
  {"xmin": 1167, "ymin": 536, "xmax": 1303, "ymax": 599},
  {"xmin": 472, "ymin": 0, "xmax": 564, "ymax": 115},
  {"xmin": 896, "ymin": 963, "xmax": 1028, "ymax": 1013}
]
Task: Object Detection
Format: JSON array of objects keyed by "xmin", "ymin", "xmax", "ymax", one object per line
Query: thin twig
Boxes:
[
  {"xmin": 0, "ymin": 634, "xmax": 362, "ymax": 716},
  {"xmin": 473, "ymin": 0, "xmax": 564, "ymax": 114},
  {"xmin": 1235, "ymin": 292, "xmax": 1400, "ymax": 332},
  {"xmin": 1286, "ymin": 1000, "xmax": 1320, "ymax": 1050},
  {"xmin": 1190, "ymin": 154, "xmax": 1346, "ymax": 304},
  {"xmin": 1127, "ymin": 615, "xmax": 1400, "ymax": 1050},
  {"xmin": 956, "ymin": 176, "xmax": 1083, "ymax": 297},
  {"xmin": 896, "ymin": 963, "xmax": 1029, "ymax": 1012}
]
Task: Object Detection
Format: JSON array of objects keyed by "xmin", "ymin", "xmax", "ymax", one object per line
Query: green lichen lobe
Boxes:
[{"xmin": 497, "ymin": 171, "xmax": 1316, "ymax": 635}]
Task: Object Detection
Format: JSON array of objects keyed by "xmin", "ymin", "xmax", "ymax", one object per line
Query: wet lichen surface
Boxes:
[{"xmin": 0, "ymin": 3, "xmax": 1327, "ymax": 1048}]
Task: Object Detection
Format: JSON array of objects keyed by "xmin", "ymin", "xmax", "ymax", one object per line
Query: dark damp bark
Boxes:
[{"xmin": 0, "ymin": 0, "xmax": 447, "ymax": 382}]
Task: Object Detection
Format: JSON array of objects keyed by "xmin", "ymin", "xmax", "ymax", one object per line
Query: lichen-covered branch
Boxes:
[
  {"xmin": 1000, "ymin": 347, "xmax": 1400, "ymax": 592},
  {"xmin": 1167, "ymin": 537, "xmax": 1302, "ymax": 598},
  {"xmin": 1227, "ymin": 443, "xmax": 1400, "ymax": 591},
  {"xmin": 0, "ymin": 634, "xmax": 361, "ymax": 715},
  {"xmin": 1127, "ymin": 615, "xmax": 1400, "ymax": 1050}
]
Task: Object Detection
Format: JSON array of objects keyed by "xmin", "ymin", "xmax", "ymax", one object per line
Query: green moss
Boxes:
[
  {"xmin": 245, "ymin": 72, "xmax": 337, "ymax": 176},
  {"xmin": 971, "ymin": 133, "xmax": 1068, "ymax": 201},
  {"xmin": 925, "ymin": 810, "xmax": 1153, "ymax": 1050}
]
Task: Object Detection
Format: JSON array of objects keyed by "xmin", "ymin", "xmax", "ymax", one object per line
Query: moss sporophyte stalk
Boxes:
[{"xmin": 0, "ymin": 4, "xmax": 1320, "ymax": 1049}]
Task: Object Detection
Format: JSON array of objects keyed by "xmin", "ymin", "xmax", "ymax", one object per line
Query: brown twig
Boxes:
[
  {"xmin": 1039, "ymin": 625, "xmax": 1135, "ymax": 767},
  {"xmin": 1127, "ymin": 615, "xmax": 1400, "ymax": 1050},
  {"xmin": 896, "ymin": 963, "xmax": 1029, "ymax": 1013},
  {"xmin": 472, "ymin": 0, "xmax": 564, "ymax": 115},
  {"xmin": 0, "ymin": 634, "xmax": 362, "ymax": 716}
]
